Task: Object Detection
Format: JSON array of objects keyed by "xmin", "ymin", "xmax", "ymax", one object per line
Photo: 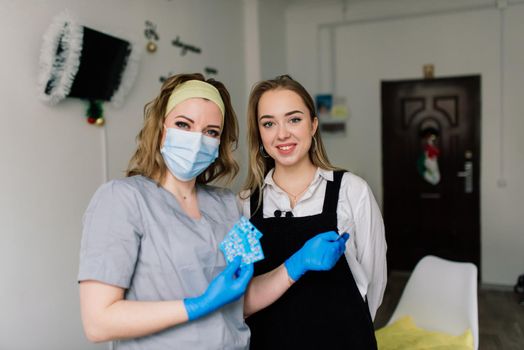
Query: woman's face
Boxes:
[
  {"xmin": 162, "ymin": 97, "xmax": 223, "ymax": 144},
  {"xmin": 257, "ymin": 89, "xmax": 318, "ymax": 169}
]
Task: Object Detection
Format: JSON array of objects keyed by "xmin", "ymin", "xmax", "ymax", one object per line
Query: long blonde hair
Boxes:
[
  {"xmin": 126, "ymin": 73, "xmax": 239, "ymax": 185},
  {"xmin": 241, "ymin": 75, "xmax": 339, "ymax": 206}
]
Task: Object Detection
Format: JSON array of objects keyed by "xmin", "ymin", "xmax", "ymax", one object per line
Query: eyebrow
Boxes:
[
  {"xmin": 173, "ymin": 115, "xmax": 221, "ymax": 130},
  {"xmin": 259, "ymin": 110, "xmax": 305, "ymax": 120},
  {"xmin": 285, "ymin": 110, "xmax": 305, "ymax": 116},
  {"xmin": 173, "ymin": 115, "xmax": 194, "ymax": 123}
]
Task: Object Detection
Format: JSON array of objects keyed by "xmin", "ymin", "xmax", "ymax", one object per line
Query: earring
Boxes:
[
  {"xmin": 310, "ymin": 137, "xmax": 318, "ymax": 153},
  {"xmin": 259, "ymin": 145, "xmax": 270, "ymax": 158}
]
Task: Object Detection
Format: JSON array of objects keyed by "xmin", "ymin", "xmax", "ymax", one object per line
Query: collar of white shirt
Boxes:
[{"xmin": 263, "ymin": 167, "xmax": 334, "ymax": 191}]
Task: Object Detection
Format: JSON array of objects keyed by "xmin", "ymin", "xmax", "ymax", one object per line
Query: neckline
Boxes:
[
  {"xmin": 272, "ymin": 178, "xmax": 310, "ymax": 208},
  {"xmin": 271, "ymin": 167, "xmax": 319, "ymax": 208},
  {"xmin": 155, "ymin": 179, "xmax": 205, "ymax": 222},
  {"xmin": 250, "ymin": 170, "xmax": 344, "ymax": 220}
]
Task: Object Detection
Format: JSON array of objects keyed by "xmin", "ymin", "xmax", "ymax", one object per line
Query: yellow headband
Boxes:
[{"xmin": 165, "ymin": 80, "xmax": 225, "ymax": 119}]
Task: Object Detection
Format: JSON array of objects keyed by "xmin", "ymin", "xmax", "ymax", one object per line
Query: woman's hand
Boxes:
[
  {"xmin": 184, "ymin": 256, "xmax": 254, "ymax": 320},
  {"xmin": 284, "ymin": 231, "xmax": 349, "ymax": 282}
]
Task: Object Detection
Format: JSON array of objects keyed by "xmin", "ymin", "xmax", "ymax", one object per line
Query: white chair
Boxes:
[{"xmin": 387, "ymin": 255, "xmax": 479, "ymax": 349}]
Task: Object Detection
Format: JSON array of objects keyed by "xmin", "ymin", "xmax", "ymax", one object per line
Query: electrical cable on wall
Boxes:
[{"xmin": 497, "ymin": 0, "xmax": 507, "ymax": 187}]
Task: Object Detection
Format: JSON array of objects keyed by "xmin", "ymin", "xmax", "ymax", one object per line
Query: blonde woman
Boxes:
[
  {"xmin": 239, "ymin": 75, "xmax": 387, "ymax": 349},
  {"xmin": 78, "ymin": 73, "xmax": 252, "ymax": 349}
]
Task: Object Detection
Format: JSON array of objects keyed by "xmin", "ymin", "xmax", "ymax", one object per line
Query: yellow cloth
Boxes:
[
  {"xmin": 165, "ymin": 80, "xmax": 225, "ymax": 118},
  {"xmin": 375, "ymin": 316, "xmax": 474, "ymax": 350}
]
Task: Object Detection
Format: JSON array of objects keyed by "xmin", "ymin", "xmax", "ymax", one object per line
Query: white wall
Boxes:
[
  {"xmin": 284, "ymin": 0, "xmax": 524, "ymax": 285},
  {"xmin": 0, "ymin": 0, "xmax": 247, "ymax": 349},
  {"xmin": 257, "ymin": 0, "xmax": 287, "ymax": 79}
]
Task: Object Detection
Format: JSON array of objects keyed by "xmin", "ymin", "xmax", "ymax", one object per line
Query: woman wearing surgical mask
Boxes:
[
  {"xmin": 239, "ymin": 75, "xmax": 387, "ymax": 349},
  {"xmin": 78, "ymin": 74, "xmax": 253, "ymax": 349}
]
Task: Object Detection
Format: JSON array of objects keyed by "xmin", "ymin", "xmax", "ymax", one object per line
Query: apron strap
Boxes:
[{"xmin": 321, "ymin": 170, "xmax": 345, "ymax": 214}]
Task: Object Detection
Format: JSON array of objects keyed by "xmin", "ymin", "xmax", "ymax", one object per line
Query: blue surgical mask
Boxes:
[{"xmin": 160, "ymin": 128, "xmax": 220, "ymax": 181}]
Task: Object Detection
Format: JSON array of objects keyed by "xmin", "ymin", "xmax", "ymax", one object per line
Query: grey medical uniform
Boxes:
[{"xmin": 78, "ymin": 175, "xmax": 250, "ymax": 350}]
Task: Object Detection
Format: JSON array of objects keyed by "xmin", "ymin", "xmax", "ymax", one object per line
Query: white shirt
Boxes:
[{"xmin": 238, "ymin": 168, "xmax": 387, "ymax": 319}]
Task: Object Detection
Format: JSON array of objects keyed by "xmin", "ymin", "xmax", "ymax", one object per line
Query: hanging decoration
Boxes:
[
  {"xmin": 150, "ymin": 24, "xmax": 217, "ymax": 84},
  {"xmin": 144, "ymin": 20, "xmax": 159, "ymax": 53},
  {"xmin": 204, "ymin": 67, "xmax": 218, "ymax": 76},
  {"xmin": 172, "ymin": 36, "xmax": 202, "ymax": 55},
  {"xmin": 417, "ymin": 132, "xmax": 441, "ymax": 185},
  {"xmin": 86, "ymin": 100, "xmax": 104, "ymax": 125},
  {"xmin": 38, "ymin": 11, "xmax": 140, "ymax": 126}
]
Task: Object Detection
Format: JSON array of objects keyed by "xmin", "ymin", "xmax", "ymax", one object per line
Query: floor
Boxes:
[{"xmin": 374, "ymin": 271, "xmax": 524, "ymax": 350}]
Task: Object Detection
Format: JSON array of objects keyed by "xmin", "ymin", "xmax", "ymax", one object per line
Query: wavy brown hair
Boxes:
[
  {"xmin": 241, "ymin": 75, "xmax": 340, "ymax": 205},
  {"xmin": 126, "ymin": 73, "xmax": 239, "ymax": 185}
]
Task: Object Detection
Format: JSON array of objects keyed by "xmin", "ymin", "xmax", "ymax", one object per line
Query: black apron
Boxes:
[{"xmin": 247, "ymin": 171, "xmax": 377, "ymax": 350}]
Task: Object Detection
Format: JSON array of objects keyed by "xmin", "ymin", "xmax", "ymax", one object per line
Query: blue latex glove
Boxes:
[
  {"xmin": 284, "ymin": 231, "xmax": 350, "ymax": 282},
  {"xmin": 184, "ymin": 256, "xmax": 254, "ymax": 321}
]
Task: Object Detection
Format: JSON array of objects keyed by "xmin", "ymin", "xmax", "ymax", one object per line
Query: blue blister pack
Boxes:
[{"xmin": 220, "ymin": 216, "xmax": 264, "ymax": 267}]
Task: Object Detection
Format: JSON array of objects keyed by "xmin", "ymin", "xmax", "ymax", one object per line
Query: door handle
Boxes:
[{"xmin": 457, "ymin": 161, "xmax": 473, "ymax": 193}]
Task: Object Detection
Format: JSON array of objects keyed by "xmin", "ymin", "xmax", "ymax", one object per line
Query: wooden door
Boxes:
[{"xmin": 381, "ymin": 76, "xmax": 481, "ymax": 272}]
